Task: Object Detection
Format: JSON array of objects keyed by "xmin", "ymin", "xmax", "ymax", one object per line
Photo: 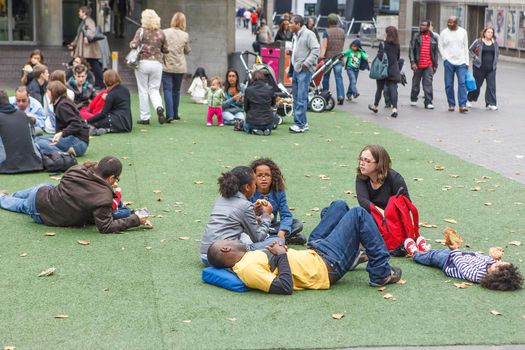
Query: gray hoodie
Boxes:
[{"xmin": 292, "ymin": 26, "xmax": 320, "ymax": 73}]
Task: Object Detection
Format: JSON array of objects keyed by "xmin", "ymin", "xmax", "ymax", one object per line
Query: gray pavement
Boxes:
[{"xmin": 236, "ymin": 27, "xmax": 525, "ymax": 185}]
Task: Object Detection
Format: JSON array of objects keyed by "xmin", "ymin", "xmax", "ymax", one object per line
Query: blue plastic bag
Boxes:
[{"xmin": 466, "ymin": 70, "xmax": 477, "ymax": 92}]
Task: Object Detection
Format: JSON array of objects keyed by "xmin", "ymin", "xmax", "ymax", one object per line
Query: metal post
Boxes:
[{"xmin": 112, "ymin": 51, "xmax": 119, "ymax": 72}]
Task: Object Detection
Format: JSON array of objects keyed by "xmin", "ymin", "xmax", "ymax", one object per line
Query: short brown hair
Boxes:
[
  {"xmin": 49, "ymin": 70, "xmax": 67, "ymax": 85},
  {"xmin": 74, "ymin": 64, "xmax": 88, "ymax": 75},
  {"xmin": 170, "ymin": 12, "xmax": 186, "ymax": 31},
  {"xmin": 79, "ymin": 6, "xmax": 91, "ymax": 17},
  {"xmin": 103, "ymin": 69, "xmax": 122, "ymax": 88},
  {"xmin": 356, "ymin": 144, "xmax": 392, "ymax": 184},
  {"xmin": 252, "ymin": 70, "xmax": 265, "ymax": 82},
  {"xmin": 47, "ymin": 80, "xmax": 67, "ymax": 103},
  {"xmin": 32, "ymin": 64, "xmax": 48, "ymax": 80}
]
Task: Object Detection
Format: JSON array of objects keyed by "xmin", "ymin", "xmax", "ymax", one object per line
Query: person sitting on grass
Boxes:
[
  {"xmin": 67, "ymin": 64, "xmax": 96, "ymax": 109},
  {"xmin": 243, "ymin": 70, "xmax": 279, "ymax": 136},
  {"xmin": 0, "ymin": 156, "xmax": 148, "ymax": 233},
  {"xmin": 207, "ymin": 200, "xmax": 402, "ymax": 294},
  {"xmin": 404, "ymin": 229, "xmax": 523, "ymax": 291},
  {"xmin": 249, "ymin": 157, "xmax": 306, "ymax": 245},
  {"xmin": 200, "ymin": 166, "xmax": 284, "ymax": 264}
]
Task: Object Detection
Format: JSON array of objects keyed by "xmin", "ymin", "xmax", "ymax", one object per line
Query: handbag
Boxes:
[
  {"xmin": 369, "ymin": 43, "xmax": 389, "ymax": 80},
  {"xmin": 126, "ymin": 28, "xmax": 144, "ymax": 69},
  {"xmin": 88, "ymin": 26, "xmax": 105, "ymax": 42},
  {"xmin": 465, "ymin": 70, "xmax": 477, "ymax": 92}
]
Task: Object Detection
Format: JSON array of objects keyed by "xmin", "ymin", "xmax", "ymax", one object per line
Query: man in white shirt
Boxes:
[
  {"xmin": 9, "ymin": 86, "xmax": 46, "ymax": 136},
  {"xmin": 439, "ymin": 16, "xmax": 469, "ymax": 113}
]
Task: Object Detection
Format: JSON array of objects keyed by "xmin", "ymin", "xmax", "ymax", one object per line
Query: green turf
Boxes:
[{"xmin": 1, "ymin": 96, "xmax": 524, "ymax": 349}]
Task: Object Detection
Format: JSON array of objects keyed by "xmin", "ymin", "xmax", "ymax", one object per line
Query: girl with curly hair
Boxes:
[{"xmin": 250, "ymin": 158, "xmax": 305, "ymax": 245}]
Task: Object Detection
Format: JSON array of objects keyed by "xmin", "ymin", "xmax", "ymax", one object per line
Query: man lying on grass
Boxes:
[
  {"xmin": 207, "ymin": 200, "xmax": 402, "ymax": 294},
  {"xmin": 0, "ymin": 156, "xmax": 148, "ymax": 233}
]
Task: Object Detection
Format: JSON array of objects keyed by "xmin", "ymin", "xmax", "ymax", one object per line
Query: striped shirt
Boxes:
[
  {"xmin": 443, "ymin": 250, "xmax": 496, "ymax": 283},
  {"xmin": 418, "ymin": 32, "xmax": 432, "ymax": 68}
]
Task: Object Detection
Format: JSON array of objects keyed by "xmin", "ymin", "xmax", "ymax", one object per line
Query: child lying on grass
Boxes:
[{"xmin": 404, "ymin": 228, "xmax": 523, "ymax": 291}]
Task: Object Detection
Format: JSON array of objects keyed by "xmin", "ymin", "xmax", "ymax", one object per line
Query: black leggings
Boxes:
[{"xmin": 374, "ymin": 79, "xmax": 398, "ymax": 108}]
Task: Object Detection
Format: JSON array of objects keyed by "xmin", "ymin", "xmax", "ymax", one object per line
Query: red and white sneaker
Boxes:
[
  {"xmin": 416, "ymin": 236, "xmax": 431, "ymax": 252},
  {"xmin": 404, "ymin": 238, "xmax": 418, "ymax": 256}
]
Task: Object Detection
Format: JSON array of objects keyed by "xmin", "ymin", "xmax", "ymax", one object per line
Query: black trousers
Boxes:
[
  {"xmin": 410, "ymin": 66, "xmax": 434, "ymax": 106},
  {"xmin": 374, "ymin": 79, "xmax": 398, "ymax": 108},
  {"xmin": 87, "ymin": 58, "xmax": 104, "ymax": 89},
  {"xmin": 468, "ymin": 66, "xmax": 497, "ymax": 106}
]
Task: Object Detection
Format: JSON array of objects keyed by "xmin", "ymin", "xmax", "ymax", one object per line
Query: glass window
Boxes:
[
  {"xmin": 0, "ymin": 0, "xmax": 8, "ymax": 41},
  {"xmin": 12, "ymin": 0, "xmax": 33, "ymax": 41}
]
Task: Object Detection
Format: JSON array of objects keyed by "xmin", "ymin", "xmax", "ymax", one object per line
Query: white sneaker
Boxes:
[
  {"xmin": 466, "ymin": 101, "xmax": 473, "ymax": 108},
  {"xmin": 425, "ymin": 104, "xmax": 434, "ymax": 109},
  {"xmin": 289, "ymin": 124, "xmax": 307, "ymax": 133},
  {"xmin": 487, "ymin": 105, "xmax": 498, "ymax": 111},
  {"xmin": 410, "ymin": 101, "xmax": 417, "ymax": 106}
]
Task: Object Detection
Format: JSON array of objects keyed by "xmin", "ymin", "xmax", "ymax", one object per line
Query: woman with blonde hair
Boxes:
[
  {"xmin": 130, "ymin": 9, "xmax": 168, "ymax": 125},
  {"xmin": 162, "ymin": 12, "xmax": 191, "ymax": 122}
]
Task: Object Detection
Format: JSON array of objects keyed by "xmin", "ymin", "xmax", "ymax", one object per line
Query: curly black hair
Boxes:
[
  {"xmin": 480, "ymin": 264, "xmax": 523, "ymax": 291},
  {"xmin": 249, "ymin": 158, "xmax": 286, "ymax": 192},
  {"xmin": 218, "ymin": 166, "xmax": 254, "ymax": 198}
]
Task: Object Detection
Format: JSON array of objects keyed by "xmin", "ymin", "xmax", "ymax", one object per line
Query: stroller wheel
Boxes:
[
  {"xmin": 325, "ymin": 97, "xmax": 336, "ymax": 111},
  {"xmin": 309, "ymin": 95, "xmax": 326, "ymax": 113}
]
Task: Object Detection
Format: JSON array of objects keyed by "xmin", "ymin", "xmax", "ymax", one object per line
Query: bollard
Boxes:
[{"xmin": 111, "ymin": 51, "xmax": 119, "ymax": 72}]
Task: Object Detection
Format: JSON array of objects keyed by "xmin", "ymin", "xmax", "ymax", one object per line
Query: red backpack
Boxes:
[{"xmin": 370, "ymin": 190, "xmax": 420, "ymax": 256}]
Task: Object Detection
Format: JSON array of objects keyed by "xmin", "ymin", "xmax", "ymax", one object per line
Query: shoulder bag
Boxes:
[
  {"xmin": 369, "ymin": 43, "xmax": 389, "ymax": 80},
  {"xmin": 126, "ymin": 28, "xmax": 144, "ymax": 69}
]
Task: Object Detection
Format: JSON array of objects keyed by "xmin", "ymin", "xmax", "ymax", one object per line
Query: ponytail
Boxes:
[{"xmin": 218, "ymin": 166, "xmax": 254, "ymax": 198}]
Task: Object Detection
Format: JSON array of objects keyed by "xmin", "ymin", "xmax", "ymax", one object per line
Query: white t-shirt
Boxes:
[{"xmin": 439, "ymin": 27, "xmax": 469, "ymax": 66}]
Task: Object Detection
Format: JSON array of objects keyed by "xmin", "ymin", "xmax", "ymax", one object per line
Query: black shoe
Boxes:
[
  {"xmin": 137, "ymin": 119, "xmax": 150, "ymax": 125},
  {"xmin": 337, "ymin": 98, "xmax": 344, "ymax": 105},
  {"xmin": 353, "ymin": 93, "xmax": 360, "ymax": 99},
  {"xmin": 369, "ymin": 266, "xmax": 402, "ymax": 287},
  {"xmin": 286, "ymin": 233, "xmax": 306, "ymax": 245},
  {"xmin": 346, "ymin": 94, "xmax": 353, "ymax": 101},
  {"xmin": 174, "ymin": 115, "xmax": 181, "ymax": 120},
  {"xmin": 368, "ymin": 104, "xmax": 378, "ymax": 113},
  {"xmin": 157, "ymin": 107, "xmax": 166, "ymax": 124},
  {"xmin": 166, "ymin": 117, "xmax": 174, "ymax": 124},
  {"xmin": 391, "ymin": 111, "xmax": 398, "ymax": 118}
]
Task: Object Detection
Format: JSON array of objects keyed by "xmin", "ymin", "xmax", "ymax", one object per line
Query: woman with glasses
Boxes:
[{"xmin": 355, "ymin": 144, "xmax": 410, "ymax": 217}]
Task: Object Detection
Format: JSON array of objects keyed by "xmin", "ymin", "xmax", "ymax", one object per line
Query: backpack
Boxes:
[
  {"xmin": 369, "ymin": 43, "xmax": 389, "ymax": 80},
  {"xmin": 42, "ymin": 151, "xmax": 78, "ymax": 173},
  {"xmin": 369, "ymin": 189, "xmax": 420, "ymax": 256}
]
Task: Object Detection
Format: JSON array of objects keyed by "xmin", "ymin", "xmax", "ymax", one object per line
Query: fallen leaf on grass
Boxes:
[
  {"xmin": 311, "ymin": 207, "xmax": 320, "ymax": 212},
  {"xmin": 102, "ymin": 288, "xmax": 110, "ymax": 292},
  {"xmin": 182, "ymin": 320, "xmax": 191, "ymax": 323},
  {"xmin": 396, "ymin": 279, "xmax": 407, "ymax": 285},
  {"xmin": 471, "ymin": 186, "xmax": 481, "ymax": 191},
  {"xmin": 226, "ymin": 317, "xmax": 237, "ymax": 322},
  {"xmin": 490, "ymin": 310, "xmax": 502, "ymax": 316},
  {"xmin": 289, "ymin": 207, "xmax": 296, "ymax": 211},
  {"xmin": 442, "ymin": 185, "xmax": 452, "ymax": 191},
  {"xmin": 49, "ymin": 176, "xmax": 62, "ymax": 181},
  {"xmin": 413, "ymin": 178, "xmax": 424, "ymax": 181},
  {"xmin": 305, "ymin": 213, "xmax": 312, "ymax": 216},
  {"xmin": 331, "ymin": 313, "xmax": 345, "ymax": 320},
  {"xmin": 344, "ymin": 190, "xmax": 353, "ymax": 195},
  {"xmin": 484, "ymin": 202, "xmax": 493, "ymax": 206},
  {"xmin": 383, "ymin": 293, "xmax": 396, "ymax": 300},
  {"xmin": 377, "ymin": 286, "xmax": 386, "ymax": 292},
  {"xmin": 179, "ymin": 236, "xmax": 190, "ymax": 241},
  {"xmin": 453, "ymin": 282, "xmax": 473, "ymax": 289},
  {"xmin": 509, "ymin": 240, "xmax": 522, "ymax": 246},
  {"xmin": 434, "ymin": 165, "xmax": 446, "ymax": 171},
  {"xmin": 193, "ymin": 180, "xmax": 204, "ymax": 185},
  {"xmin": 326, "ymin": 138, "xmax": 333, "ymax": 142},
  {"xmin": 4, "ymin": 346, "xmax": 16, "ymax": 350},
  {"xmin": 153, "ymin": 190, "xmax": 162, "ymax": 194},
  {"xmin": 319, "ymin": 174, "xmax": 330, "ymax": 180},
  {"xmin": 45, "ymin": 232, "xmax": 56, "ymax": 236},
  {"xmin": 140, "ymin": 129, "xmax": 148, "ymax": 132},
  {"xmin": 54, "ymin": 315, "xmax": 68, "ymax": 319},
  {"xmin": 145, "ymin": 246, "xmax": 152, "ymax": 250},
  {"xmin": 419, "ymin": 222, "xmax": 437, "ymax": 228},
  {"xmin": 20, "ymin": 252, "xmax": 28, "ymax": 257},
  {"xmin": 443, "ymin": 219, "xmax": 457, "ymax": 224},
  {"xmin": 481, "ymin": 175, "xmax": 492, "ymax": 179},
  {"xmin": 38, "ymin": 267, "xmax": 56, "ymax": 277},
  {"xmin": 77, "ymin": 240, "xmax": 90, "ymax": 246},
  {"xmin": 514, "ymin": 202, "xmax": 523, "ymax": 205},
  {"xmin": 448, "ymin": 174, "xmax": 460, "ymax": 178}
]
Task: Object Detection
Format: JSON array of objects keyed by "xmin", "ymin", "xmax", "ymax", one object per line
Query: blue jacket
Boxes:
[{"xmin": 251, "ymin": 189, "xmax": 293, "ymax": 233}]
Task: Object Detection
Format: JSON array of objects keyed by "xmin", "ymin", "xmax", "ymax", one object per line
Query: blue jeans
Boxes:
[
  {"xmin": 0, "ymin": 183, "xmax": 54, "ymax": 223},
  {"xmin": 162, "ymin": 72, "xmax": 184, "ymax": 118},
  {"xmin": 307, "ymin": 200, "xmax": 391, "ymax": 284},
  {"xmin": 248, "ymin": 235, "xmax": 285, "ymax": 250},
  {"xmin": 292, "ymin": 69, "xmax": 311, "ymax": 128},
  {"xmin": 444, "ymin": 60, "xmax": 467, "ymax": 107},
  {"xmin": 112, "ymin": 203, "xmax": 132, "ymax": 220},
  {"xmin": 413, "ymin": 249, "xmax": 451, "ymax": 270},
  {"xmin": 36, "ymin": 135, "xmax": 88, "ymax": 157},
  {"xmin": 322, "ymin": 61, "xmax": 344, "ymax": 100},
  {"xmin": 346, "ymin": 68, "xmax": 360, "ymax": 96},
  {"xmin": 222, "ymin": 110, "xmax": 245, "ymax": 125}
]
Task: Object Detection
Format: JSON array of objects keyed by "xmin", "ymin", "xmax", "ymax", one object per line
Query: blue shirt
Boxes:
[
  {"xmin": 251, "ymin": 189, "xmax": 294, "ymax": 233},
  {"xmin": 9, "ymin": 96, "xmax": 46, "ymax": 129}
]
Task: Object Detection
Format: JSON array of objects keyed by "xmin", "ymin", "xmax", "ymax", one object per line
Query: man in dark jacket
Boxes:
[
  {"xmin": 243, "ymin": 70, "xmax": 278, "ymax": 135},
  {"xmin": 0, "ymin": 90, "xmax": 43, "ymax": 174},
  {"xmin": 0, "ymin": 156, "xmax": 147, "ymax": 233},
  {"xmin": 409, "ymin": 20, "xmax": 439, "ymax": 109}
]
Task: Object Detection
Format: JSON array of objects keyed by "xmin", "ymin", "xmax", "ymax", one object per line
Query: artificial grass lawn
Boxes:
[{"xmin": 1, "ymin": 96, "xmax": 525, "ymax": 349}]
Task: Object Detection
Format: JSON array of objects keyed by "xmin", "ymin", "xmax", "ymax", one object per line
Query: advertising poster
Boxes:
[
  {"xmin": 485, "ymin": 8, "xmax": 494, "ymax": 28},
  {"xmin": 518, "ymin": 11, "xmax": 525, "ymax": 50},
  {"xmin": 495, "ymin": 8, "xmax": 506, "ymax": 47},
  {"xmin": 506, "ymin": 10, "xmax": 517, "ymax": 48}
]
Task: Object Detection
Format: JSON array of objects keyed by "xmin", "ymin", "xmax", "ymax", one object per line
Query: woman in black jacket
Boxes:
[
  {"xmin": 36, "ymin": 81, "xmax": 90, "ymax": 157},
  {"xmin": 87, "ymin": 70, "xmax": 132, "ymax": 134},
  {"xmin": 369, "ymin": 26, "xmax": 401, "ymax": 118},
  {"xmin": 243, "ymin": 70, "xmax": 279, "ymax": 135}
]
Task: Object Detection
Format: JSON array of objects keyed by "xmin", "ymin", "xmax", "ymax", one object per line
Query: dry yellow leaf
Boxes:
[
  {"xmin": 319, "ymin": 174, "xmax": 330, "ymax": 180},
  {"xmin": 145, "ymin": 246, "xmax": 152, "ymax": 250},
  {"xmin": 289, "ymin": 207, "xmax": 296, "ymax": 211},
  {"xmin": 182, "ymin": 320, "xmax": 191, "ymax": 323},
  {"xmin": 484, "ymin": 202, "xmax": 493, "ymax": 206},
  {"xmin": 20, "ymin": 252, "xmax": 28, "ymax": 257},
  {"xmin": 193, "ymin": 180, "xmax": 204, "ymax": 185},
  {"xmin": 448, "ymin": 174, "xmax": 460, "ymax": 178},
  {"xmin": 453, "ymin": 282, "xmax": 472, "ymax": 289},
  {"xmin": 413, "ymin": 178, "xmax": 424, "ymax": 181},
  {"xmin": 490, "ymin": 310, "xmax": 502, "ymax": 316},
  {"xmin": 470, "ymin": 186, "xmax": 481, "ymax": 191},
  {"xmin": 443, "ymin": 219, "xmax": 457, "ymax": 224},
  {"xmin": 49, "ymin": 176, "xmax": 62, "ymax": 181},
  {"xmin": 38, "ymin": 267, "xmax": 56, "ymax": 277},
  {"xmin": 331, "ymin": 313, "xmax": 345, "ymax": 320},
  {"xmin": 179, "ymin": 236, "xmax": 190, "ymax": 241},
  {"xmin": 509, "ymin": 240, "xmax": 522, "ymax": 246},
  {"xmin": 344, "ymin": 190, "xmax": 353, "ymax": 195},
  {"xmin": 77, "ymin": 240, "xmax": 90, "ymax": 246},
  {"xmin": 311, "ymin": 207, "xmax": 320, "ymax": 212},
  {"xmin": 45, "ymin": 232, "xmax": 56, "ymax": 236},
  {"xmin": 377, "ymin": 286, "xmax": 386, "ymax": 292},
  {"xmin": 434, "ymin": 165, "xmax": 446, "ymax": 171},
  {"xmin": 153, "ymin": 190, "xmax": 162, "ymax": 194},
  {"xmin": 55, "ymin": 314, "xmax": 69, "ymax": 319},
  {"xmin": 396, "ymin": 279, "xmax": 407, "ymax": 285},
  {"xmin": 419, "ymin": 222, "xmax": 437, "ymax": 228},
  {"xmin": 383, "ymin": 293, "xmax": 394, "ymax": 299},
  {"xmin": 226, "ymin": 317, "xmax": 237, "ymax": 321},
  {"xmin": 4, "ymin": 346, "xmax": 16, "ymax": 350}
]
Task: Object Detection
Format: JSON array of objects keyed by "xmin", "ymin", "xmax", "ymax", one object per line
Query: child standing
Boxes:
[
  {"xmin": 343, "ymin": 39, "xmax": 369, "ymax": 101},
  {"xmin": 187, "ymin": 67, "xmax": 208, "ymax": 104},
  {"xmin": 250, "ymin": 158, "xmax": 306, "ymax": 245},
  {"xmin": 404, "ymin": 229, "xmax": 523, "ymax": 291},
  {"xmin": 206, "ymin": 76, "xmax": 226, "ymax": 126}
]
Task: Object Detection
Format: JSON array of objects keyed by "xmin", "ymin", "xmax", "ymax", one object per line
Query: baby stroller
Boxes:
[
  {"xmin": 240, "ymin": 51, "xmax": 293, "ymax": 118},
  {"xmin": 308, "ymin": 53, "xmax": 344, "ymax": 112}
]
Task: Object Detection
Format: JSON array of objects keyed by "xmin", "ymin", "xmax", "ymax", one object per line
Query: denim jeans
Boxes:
[
  {"xmin": 307, "ymin": 200, "xmax": 391, "ymax": 284},
  {"xmin": 222, "ymin": 110, "xmax": 245, "ymax": 125},
  {"xmin": 292, "ymin": 69, "xmax": 311, "ymax": 128},
  {"xmin": 269, "ymin": 218, "xmax": 304, "ymax": 237},
  {"xmin": 444, "ymin": 60, "xmax": 467, "ymax": 107},
  {"xmin": 322, "ymin": 61, "xmax": 344, "ymax": 100},
  {"xmin": 36, "ymin": 135, "xmax": 88, "ymax": 157},
  {"xmin": 413, "ymin": 249, "xmax": 451, "ymax": 270},
  {"xmin": 0, "ymin": 183, "xmax": 54, "ymax": 223},
  {"xmin": 345, "ymin": 68, "xmax": 359, "ymax": 97},
  {"xmin": 248, "ymin": 235, "xmax": 285, "ymax": 250},
  {"xmin": 162, "ymin": 72, "xmax": 184, "ymax": 118},
  {"xmin": 112, "ymin": 203, "xmax": 132, "ymax": 220},
  {"xmin": 243, "ymin": 113, "xmax": 280, "ymax": 134},
  {"xmin": 410, "ymin": 66, "xmax": 434, "ymax": 106}
]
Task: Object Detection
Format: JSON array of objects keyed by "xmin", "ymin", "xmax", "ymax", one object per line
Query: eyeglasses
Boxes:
[
  {"xmin": 256, "ymin": 174, "xmax": 272, "ymax": 179},
  {"xmin": 16, "ymin": 98, "xmax": 28, "ymax": 103},
  {"xmin": 114, "ymin": 175, "xmax": 120, "ymax": 182},
  {"xmin": 358, "ymin": 157, "xmax": 377, "ymax": 164}
]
